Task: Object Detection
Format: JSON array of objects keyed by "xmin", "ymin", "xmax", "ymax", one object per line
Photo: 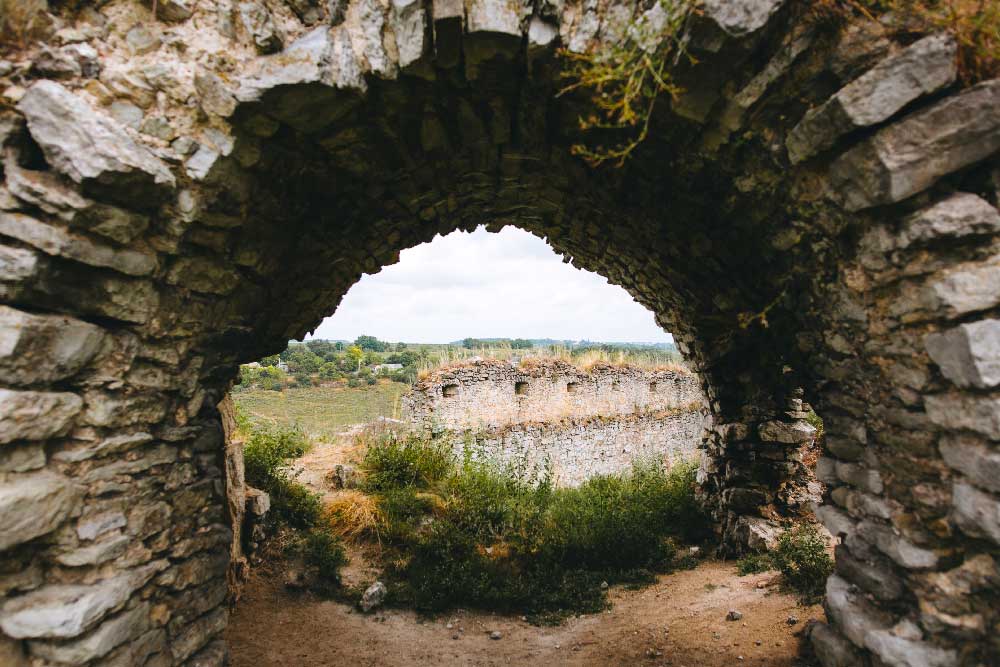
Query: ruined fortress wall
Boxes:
[
  {"xmin": 402, "ymin": 360, "xmax": 706, "ymax": 484},
  {"xmin": 402, "ymin": 359, "xmax": 703, "ymax": 430},
  {"xmin": 466, "ymin": 411, "xmax": 705, "ymax": 486}
]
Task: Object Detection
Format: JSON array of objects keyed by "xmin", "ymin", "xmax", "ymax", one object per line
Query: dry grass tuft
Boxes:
[
  {"xmin": 0, "ymin": 0, "xmax": 48, "ymax": 52},
  {"xmin": 323, "ymin": 490, "xmax": 386, "ymax": 542}
]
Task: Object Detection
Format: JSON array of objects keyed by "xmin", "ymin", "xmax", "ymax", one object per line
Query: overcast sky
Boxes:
[{"xmin": 308, "ymin": 227, "xmax": 673, "ymax": 344}]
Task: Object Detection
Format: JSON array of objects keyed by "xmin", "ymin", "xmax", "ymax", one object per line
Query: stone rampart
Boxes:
[{"xmin": 402, "ymin": 360, "xmax": 706, "ymax": 484}]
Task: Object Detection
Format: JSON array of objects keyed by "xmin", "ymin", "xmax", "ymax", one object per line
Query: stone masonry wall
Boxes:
[
  {"xmin": 0, "ymin": 0, "xmax": 998, "ymax": 665},
  {"xmin": 402, "ymin": 359, "xmax": 705, "ymax": 485}
]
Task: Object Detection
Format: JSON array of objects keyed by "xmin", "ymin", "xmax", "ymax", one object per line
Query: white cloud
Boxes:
[{"xmin": 308, "ymin": 226, "xmax": 673, "ymax": 344}]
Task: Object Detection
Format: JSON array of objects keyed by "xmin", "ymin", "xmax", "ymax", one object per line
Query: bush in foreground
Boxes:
[
  {"xmin": 342, "ymin": 432, "xmax": 707, "ymax": 621},
  {"xmin": 240, "ymin": 417, "xmax": 348, "ymax": 588},
  {"xmin": 736, "ymin": 523, "xmax": 833, "ymax": 601}
]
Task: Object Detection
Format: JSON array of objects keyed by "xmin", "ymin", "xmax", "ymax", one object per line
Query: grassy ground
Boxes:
[{"xmin": 234, "ymin": 382, "xmax": 408, "ymax": 443}]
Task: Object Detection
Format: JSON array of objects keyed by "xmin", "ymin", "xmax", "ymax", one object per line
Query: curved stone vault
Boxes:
[{"xmin": 0, "ymin": 0, "xmax": 998, "ymax": 665}]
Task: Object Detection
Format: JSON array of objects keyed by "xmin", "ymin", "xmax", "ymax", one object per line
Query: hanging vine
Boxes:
[{"xmin": 557, "ymin": 0, "xmax": 698, "ymax": 167}]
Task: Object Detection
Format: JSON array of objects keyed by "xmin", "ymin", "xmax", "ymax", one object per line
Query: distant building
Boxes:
[
  {"xmin": 277, "ymin": 361, "xmax": 289, "ymax": 372},
  {"xmin": 373, "ymin": 363, "xmax": 403, "ymax": 373},
  {"xmin": 244, "ymin": 361, "xmax": 262, "ymax": 368}
]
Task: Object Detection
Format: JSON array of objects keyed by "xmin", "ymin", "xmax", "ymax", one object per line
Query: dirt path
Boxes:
[{"xmin": 228, "ymin": 559, "xmax": 823, "ymax": 667}]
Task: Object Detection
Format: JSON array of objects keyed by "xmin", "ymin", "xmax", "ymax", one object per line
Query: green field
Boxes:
[{"xmin": 233, "ymin": 382, "xmax": 408, "ymax": 442}]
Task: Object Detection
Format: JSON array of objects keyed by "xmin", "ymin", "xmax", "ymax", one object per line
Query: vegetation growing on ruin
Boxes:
[
  {"xmin": 736, "ymin": 523, "xmax": 834, "ymax": 602},
  {"xmin": 324, "ymin": 429, "xmax": 708, "ymax": 622},
  {"xmin": 558, "ymin": 0, "xmax": 695, "ymax": 166},
  {"xmin": 239, "ymin": 415, "xmax": 348, "ymax": 590},
  {"xmin": 843, "ymin": 0, "xmax": 1000, "ymax": 83}
]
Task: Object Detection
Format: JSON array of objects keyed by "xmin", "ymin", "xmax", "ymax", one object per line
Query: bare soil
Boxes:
[{"xmin": 228, "ymin": 559, "xmax": 823, "ymax": 667}]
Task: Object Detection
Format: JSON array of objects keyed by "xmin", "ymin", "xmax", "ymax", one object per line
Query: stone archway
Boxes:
[{"xmin": 1, "ymin": 1, "xmax": 998, "ymax": 665}]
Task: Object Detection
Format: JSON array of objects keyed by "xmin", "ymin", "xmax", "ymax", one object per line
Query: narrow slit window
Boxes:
[
  {"xmin": 442, "ymin": 384, "xmax": 459, "ymax": 397},
  {"xmin": 566, "ymin": 382, "xmax": 579, "ymax": 393},
  {"xmin": 515, "ymin": 381, "xmax": 529, "ymax": 395},
  {"xmin": 649, "ymin": 382, "xmax": 658, "ymax": 392}
]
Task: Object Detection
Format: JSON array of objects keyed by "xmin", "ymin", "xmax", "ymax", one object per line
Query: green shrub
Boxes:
[
  {"xmin": 243, "ymin": 422, "xmax": 320, "ymax": 528},
  {"xmin": 302, "ymin": 528, "xmax": 349, "ymax": 594},
  {"xmin": 770, "ymin": 524, "xmax": 833, "ymax": 601},
  {"xmin": 362, "ymin": 443, "xmax": 705, "ymax": 620},
  {"xmin": 361, "ymin": 433, "xmax": 453, "ymax": 492},
  {"xmin": 736, "ymin": 551, "xmax": 774, "ymax": 576}
]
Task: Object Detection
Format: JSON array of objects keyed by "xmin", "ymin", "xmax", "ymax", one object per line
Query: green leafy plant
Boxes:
[
  {"xmin": 350, "ymin": 433, "xmax": 708, "ymax": 620},
  {"xmin": 735, "ymin": 525, "xmax": 832, "ymax": 600},
  {"xmin": 558, "ymin": 0, "xmax": 696, "ymax": 166},
  {"xmin": 243, "ymin": 422, "xmax": 321, "ymax": 528},
  {"xmin": 770, "ymin": 524, "xmax": 834, "ymax": 601}
]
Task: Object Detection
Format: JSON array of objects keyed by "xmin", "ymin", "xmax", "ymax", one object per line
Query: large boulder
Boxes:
[
  {"xmin": 17, "ymin": 82, "xmax": 175, "ymax": 203},
  {"xmin": 830, "ymin": 80, "xmax": 1000, "ymax": 211}
]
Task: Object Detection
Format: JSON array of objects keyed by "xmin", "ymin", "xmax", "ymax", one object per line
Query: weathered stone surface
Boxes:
[
  {"xmin": 835, "ymin": 461, "xmax": 883, "ymax": 495},
  {"xmin": 0, "ymin": 471, "xmax": 81, "ymax": 551},
  {"xmin": 864, "ymin": 628, "xmax": 958, "ymax": 667},
  {"xmin": 170, "ymin": 608, "xmax": 228, "ymax": 663},
  {"xmin": 391, "ymin": 0, "xmax": 426, "ymax": 68},
  {"xmin": 810, "ymin": 622, "xmax": 864, "ymax": 667},
  {"xmin": 166, "ymin": 257, "xmax": 241, "ymax": 295},
  {"xmin": 0, "ymin": 389, "xmax": 83, "ymax": 444},
  {"xmin": 56, "ymin": 534, "xmax": 131, "ymax": 567},
  {"xmin": 0, "ymin": 305, "xmax": 105, "ymax": 385},
  {"xmin": 788, "ymin": 33, "xmax": 956, "ymax": 164},
  {"xmin": 239, "ymin": 1, "xmax": 284, "ymax": 54},
  {"xmin": 897, "ymin": 193, "xmax": 1000, "ymax": 249},
  {"xmin": 951, "ymin": 481, "xmax": 1000, "ymax": 544},
  {"xmin": 360, "ymin": 581, "xmax": 387, "ymax": 612},
  {"xmin": 831, "ymin": 80, "xmax": 1000, "ymax": 211},
  {"xmin": 925, "ymin": 257, "xmax": 1000, "ymax": 319},
  {"xmin": 925, "ymin": 319, "xmax": 1000, "ymax": 389},
  {"xmin": 194, "ymin": 70, "xmax": 237, "ymax": 118},
  {"xmin": 925, "ymin": 393, "xmax": 1000, "ymax": 440},
  {"xmin": 939, "ymin": 434, "xmax": 1000, "ymax": 493},
  {"xmin": 28, "ymin": 602, "xmax": 149, "ymax": 663},
  {"xmin": 152, "ymin": 0, "xmax": 194, "ymax": 22},
  {"xmin": 17, "ymin": 82, "xmax": 175, "ymax": 197},
  {"xmin": 758, "ymin": 419, "xmax": 816, "ymax": 444},
  {"xmin": 824, "ymin": 574, "xmax": 891, "ymax": 647},
  {"xmin": 835, "ymin": 545, "xmax": 903, "ymax": 600},
  {"xmin": 699, "ymin": 0, "xmax": 784, "ymax": 39},
  {"xmin": 857, "ymin": 520, "xmax": 938, "ymax": 569},
  {"xmin": 0, "ymin": 563, "xmax": 163, "ymax": 639},
  {"xmin": 0, "ymin": 213, "xmax": 157, "ymax": 277}
]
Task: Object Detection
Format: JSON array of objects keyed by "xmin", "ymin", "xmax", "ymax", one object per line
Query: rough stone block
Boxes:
[
  {"xmin": 788, "ymin": 33, "xmax": 956, "ymax": 163},
  {"xmin": 925, "ymin": 393, "xmax": 1000, "ymax": 440},
  {"xmin": 835, "ymin": 460, "xmax": 884, "ymax": 495},
  {"xmin": 897, "ymin": 193, "xmax": 1000, "ymax": 249},
  {"xmin": 0, "ymin": 562, "xmax": 163, "ymax": 639},
  {"xmin": 830, "ymin": 80, "xmax": 1000, "ymax": 211},
  {"xmin": 951, "ymin": 481, "xmax": 1000, "ymax": 544},
  {"xmin": 170, "ymin": 608, "xmax": 228, "ymax": 664},
  {"xmin": 0, "ymin": 305, "xmax": 106, "ymax": 385},
  {"xmin": 925, "ymin": 319, "xmax": 1000, "ymax": 389},
  {"xmin": 165, "ymin": 256, "xmax": 241, "ymax": 295},
  {"xmin": 824, "ymin": 574, "xmax": 891, "ymax": 648},
  {"xmin": 0, "ymin": 389, "xmax": 83, "ymax": 444},
  {"xmin": 816, "ymin": 504, "xmax": 856, "ymax": 540},
  {"xmin": 864, "ymin": 628, "xmax": 959, "ymax": 667},
  {"xmin": 0, "ymin": 470, "xmax": 81, "ymax": 551},
  {"xmin": 857, "ymin": 520, "xmax": 938, "ymax": 569},
  {"xmin": 17, "ymin": 81, "xmax": 175, "ymax": 198},
  {"xmin": 28, "ymin": 602, "xmax": 149, "ymax": 664},
  {"xmin": 758, "ymin": 419, "xmax": 816, "ymax": 444},
  {"xmin": 809, "ymin": 621, "xmax": 865, "ymax": 667},
  {"xmin": 835, "ymin": 544, "xmax": 903, "ymax": 601},
  {"xmin": 926, "ymin": 257, "xmax": 1000, "ymax": 319},
  {"xmin": 939, "ymin": 434, "xmax": 1000, "ymax": 493},
  {"xmin": 0, "ymin": 212, "xmax": 157, "ymax": 277}
]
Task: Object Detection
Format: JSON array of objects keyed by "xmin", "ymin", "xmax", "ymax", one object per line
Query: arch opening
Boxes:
[{"xmin": 0, "ymin": 1, "xmax": 997, "ymax": 666}]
